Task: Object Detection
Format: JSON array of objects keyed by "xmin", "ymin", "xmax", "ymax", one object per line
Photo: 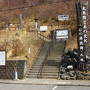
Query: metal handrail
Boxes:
[
  {"xmin": 36, "ymin": 31, "xmax": 51, "ymax": 41},
  {"xmin": 24, "ymin": 41, "xmax": 45, "ymax": 77},
  {"xmin": 37, "ymin": 41, "xmax": 45, "ymax": 78}
]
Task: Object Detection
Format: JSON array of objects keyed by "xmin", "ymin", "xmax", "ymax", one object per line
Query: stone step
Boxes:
[
  {"xmin": 42, "ymin": 68, "xmax": 58, "ymax": 70},
  {"xmin": 26, "ymin": 76, "xmax": 58, "ymax": 79},
  {"xmin": 32, "ymin": 65, "xmax": 58, "ymax": 68},
  {"xmin": 29, "ymin": 67, "xmax": 58, "ymax": 70},
  {"xmin": 30, "ymin": 67, "xmax": 58, "ymax": 70},
  {"xmin": 27, "ymin": 72, "xmax": 58, "ymax": 74},
  {"xmin": 31, "ymin": 63, "xmax": 41, "ymax": 65},
  {"xmin": 26, "ymin": 74, "xmax": 38, "ymax": 78},
  {"xmin": 26, "ymin": 74, "xmax": 58, "ymax": 79},
  {"xmin": 29, "ymin": 68, "xmax": 58, "ymax": 72},
  {"xmin": 30, "ymin": 65, "xmax": 58, "ymax": 69},
  {"xmin": 40, "ymin": 76, "xmax": 58, "ymax": 79},
  {"xmin": 29, "ymin": 70, "xmax": 58, "ymax": 73}
]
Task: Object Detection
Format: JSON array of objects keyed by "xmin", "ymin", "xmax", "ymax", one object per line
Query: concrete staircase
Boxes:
[{"xmin": 26, "ymin": 41, "xmax": 66, "ymax": 79}]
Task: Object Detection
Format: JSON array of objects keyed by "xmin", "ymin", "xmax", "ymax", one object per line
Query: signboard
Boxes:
[
  {"xmin": 0, "ymin": 51, "xmax": 6, "ymax": 65},
  {"xmin": 82, "ymin": 16, "xmax": 86, "ymax": 20},
  {"xmin": 56, "ymin": 30, "xmax": 68, "ymax": 39},
  {"xmin": 82, "ymin": 11, "xmax": 86, "ymax": 15},
  {"xmin": 76, "ymin": 1, "xmax": 88, "ymax": 71},
  {"xmin": 78, "ymin": 27, "xmax": 85, "ymax": 62},
  {"xmin": 82, "ymin": 6, "xmax": 86, "ymax": 10},
  {"xmin": 58, "ymin": 15, "xmax": 69, "ymax": 21},
  {"xmin": 82, "ymin": 3, "xmax": 88, "ymax": 44},
  {"xmin": 40, "ymin": 26, "xmax": 48, "ymax": 32}
]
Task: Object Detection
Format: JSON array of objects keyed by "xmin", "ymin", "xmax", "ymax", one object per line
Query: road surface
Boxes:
[{"xmin": 0, "ymin": 83, "xmax": 90, "ymax": 90}]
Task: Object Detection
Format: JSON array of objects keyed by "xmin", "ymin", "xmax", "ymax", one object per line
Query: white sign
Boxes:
[
  {"xmin": 82, "ymin": 11, "xmax": 86, "ymax": 15},
  {"xmin": 83, "ymin": 24, "xmax": 87, "ymax": 29},
  {"xmin": 56, "ymin": 30, "xmax": 68, "ymax": 39},
  {"xmin": 83, "ymin": 16, "xmax": 86, "ymax": 20},
  {"xmin": 35, "ymin": 22, "xmax": 38, "ymax": 29},
  {"xmin": 40, "ymin": 26, "xmax": 48, "ymax": 32},
  {"xmin": 0, "ymin": 51, "xmax": 6, "ymax": 65},
  {"xmin": 29, "ymin": 48, "xmax": 31, "ymax": 54},
  {"xmin": 58, "ymin": 15, "xmax": 69, "ymax": 21},
  {"xmin": 82, "ymin": 6, "xmax": 86, "ymax": 10}
]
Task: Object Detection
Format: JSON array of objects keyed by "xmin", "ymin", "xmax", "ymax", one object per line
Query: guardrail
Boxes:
[{"xmin": 36, "ymin": 31, "xmax": 51, "ymax": 42}]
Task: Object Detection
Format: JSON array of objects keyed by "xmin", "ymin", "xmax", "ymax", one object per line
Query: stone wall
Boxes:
[{"xmin": 0, "ymin": 60, "xmax": 27, "ymax": 79}]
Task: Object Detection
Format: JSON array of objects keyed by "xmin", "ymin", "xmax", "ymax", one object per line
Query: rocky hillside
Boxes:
[
  {"xmin": 0, "ymin": 0, "xmax": 89, "ymax": 18},
  {"xmin": 0, "ymin": 0, "xmax": 75, "ymax": 19}
]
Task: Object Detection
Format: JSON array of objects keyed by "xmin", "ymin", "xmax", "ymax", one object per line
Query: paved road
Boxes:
[{"xmin": 0, "ymin": 83, "xmax": 90, "ymax": 90}]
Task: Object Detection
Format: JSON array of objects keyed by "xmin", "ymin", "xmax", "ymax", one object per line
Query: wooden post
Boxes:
[{"xmin": 18, "ymin": 14, "xmax": 23, "ymax": 30}]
